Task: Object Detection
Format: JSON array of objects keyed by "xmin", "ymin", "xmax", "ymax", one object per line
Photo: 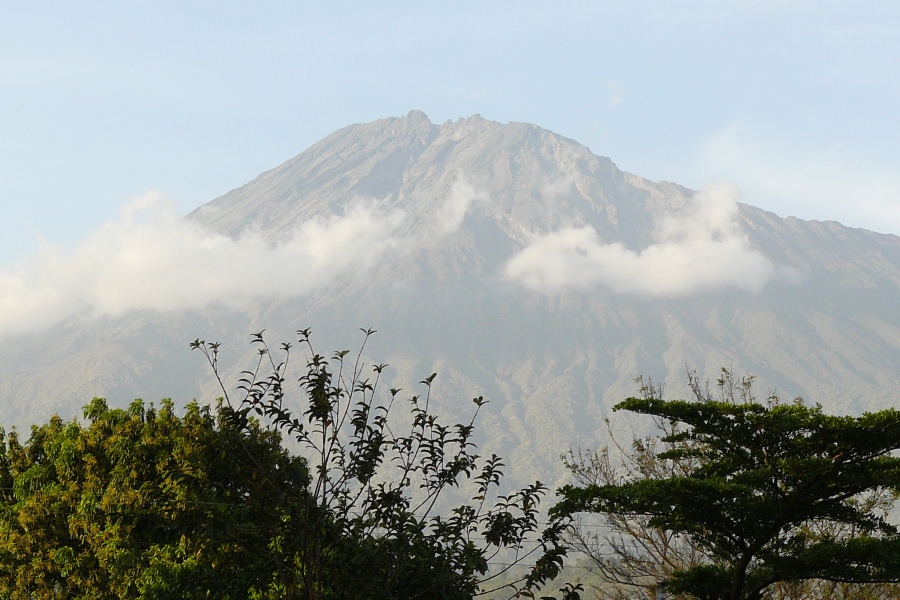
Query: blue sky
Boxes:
[{"xmin": 2, "ymin": 1, "xmax": 899, "ymax": 269}]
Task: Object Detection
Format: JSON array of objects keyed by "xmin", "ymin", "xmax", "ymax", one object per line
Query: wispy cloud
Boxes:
[
  {"xmin": 431, "ymin": 175, "xmax": 486, "ymax": 235},
  {"xmin": 0, "ymin": 193, "xmax": 408, "ymax": 336},
  {"xmin": 504, "ymin": 183, "xmax": 774, "ymax": 296},
  {"xmin": 541, "ymin": 173, "xmax": 577, "ymax": 199},
  {"xmin": 0, "ymin": 176, "xmax": 489, "ymax": 337},
  {"xmin": 607, "ymin": 81, "xmax": 623, "ymax": 107},
  {"xmin": 695, "ymin": 126, "xmax": 900, "ymax": 235}
]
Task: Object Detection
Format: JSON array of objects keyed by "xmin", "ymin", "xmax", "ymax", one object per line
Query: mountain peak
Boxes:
[
  {"xmin": 404, "ymin": 109, "xmax": 430, "ymax": 123},
  {"xmin": 191, "ymin": 113, "xmax": 641, "ymax": 242}
]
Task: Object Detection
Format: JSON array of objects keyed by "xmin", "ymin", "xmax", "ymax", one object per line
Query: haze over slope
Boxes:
[{"xmin": 2, "ymin": 111, "xmax": 898, "ymax": 483}]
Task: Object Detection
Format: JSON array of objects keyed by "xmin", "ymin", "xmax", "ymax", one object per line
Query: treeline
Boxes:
[{"xmin": 2, "ymin": 330, "xmax": 900, "ymax": 600}]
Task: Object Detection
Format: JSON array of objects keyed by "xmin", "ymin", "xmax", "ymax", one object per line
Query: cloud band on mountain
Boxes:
[
  {"xmin": 0, "ymin": 176, "xmax": 487, "ymax": 338},
  {"xmin": 0, "ymin": 180, "xmax": 772, "ymax": 337},
  {"xmin": 0, "ymin": 193, "xmax": 408, "ymax": 337},
  {"xmin": 504, "ymin": 183, "xmax": 774, "ymax": 296}
]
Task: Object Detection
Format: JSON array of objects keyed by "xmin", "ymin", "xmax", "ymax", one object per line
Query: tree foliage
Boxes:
[
  {"xmin": 560, "ymin": 377, "xmax": 707, "ymax": 600},
  {"xmin": 0, "ymin": 327, "xmax": 573, "ymax": 599},
  {"xmin": 191, "ymin": 328, "xmax": 571, "ymax": 599},
  {"xmin": 552, "ymin": 370, "xmax": 900, "ymax": 600},
  {"xmin": 0, "ymin": 397, "xmax": 310, "ymax": 599}
]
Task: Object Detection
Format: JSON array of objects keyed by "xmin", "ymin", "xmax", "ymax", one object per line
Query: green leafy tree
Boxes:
[
  {"xmin": 560, "ymin": 381, "xmax": 707, "ymax": 600},
  {"xmin": 552, "ymin": 370, "xmax": 900, "ymax": 600},
  {"xmin": 0, "ymin": 398, "xmax": 310, "ymax": 599},
  {"xmin": 192, "ymin": 328, "xmax": 572, "ymax": 600}
]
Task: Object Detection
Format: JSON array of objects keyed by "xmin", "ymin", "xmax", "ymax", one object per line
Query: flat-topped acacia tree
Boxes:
[{"xmin": 552, "ymin": 374, "xmax": 900, "ymax": 600}]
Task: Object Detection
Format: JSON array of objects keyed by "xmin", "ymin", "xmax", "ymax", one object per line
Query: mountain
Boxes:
[{"xmin": 2, "ymin": 111, "xmax": 899, "ymax": 485}]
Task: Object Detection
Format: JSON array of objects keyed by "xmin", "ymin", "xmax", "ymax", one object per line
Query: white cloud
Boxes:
[
  {"xmin": 541, "ymin": 173, "xmax": 577, "ymax": 199},
  {"xmin": 431, "ymin": 176, "xmax": 485, "ymax": 235},
  {"xmin": 504, "ymin": 183, "xmax": 774, "ymax": 296},
  {"xmin": 695, "ymin": 126, "xmax": 900, "ymax": 235},
  {"xmin": 607, "ymin": 81, "xmax": 623, "ymax": 107},
  {"xmin": 0, "ymin": 192, "xmax": 408, "ymax": 337},
  {"xmin": 0, "ymin": 178, "xmax": 495, "ymax": 338}
]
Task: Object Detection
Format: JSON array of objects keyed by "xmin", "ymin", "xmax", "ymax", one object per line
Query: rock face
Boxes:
[{"xmin": 2, "ymin": 111, "xmax": 899, "ymax": 485}]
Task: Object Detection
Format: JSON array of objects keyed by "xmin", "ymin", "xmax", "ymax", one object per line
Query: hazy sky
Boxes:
[{"xmin": 2, "ymin": 1, "xmax": 899, "ymax": 269}]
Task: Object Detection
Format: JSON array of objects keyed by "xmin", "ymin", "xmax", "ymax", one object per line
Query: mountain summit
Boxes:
[
  {"xmin": 2, "ymin": 112, "xmax": 899, "ymax": 484},
  {"xmin": 192, "ymin": 110, "xmax": 685, "ymax": 250},
  {"xmin": 190, "ymin": 111, "xmax": 781, "ymax": 295}
]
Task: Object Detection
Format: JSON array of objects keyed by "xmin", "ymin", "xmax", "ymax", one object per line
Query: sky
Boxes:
[{"xmin": 2, "ymin": 1, "xmax": 899, "ymax": 272}]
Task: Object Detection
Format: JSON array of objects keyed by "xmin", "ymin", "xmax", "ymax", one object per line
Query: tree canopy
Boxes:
[
  {"xmin": 552, "ymin": 375, "xmax": 900, "ymax": 600},
  {"xmin": 0, "ymin": 397, "xmax": 310, "ymax": 599}
]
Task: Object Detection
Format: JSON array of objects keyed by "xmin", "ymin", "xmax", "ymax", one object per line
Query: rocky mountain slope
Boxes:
[{"xmin": 2, "ymin": 111, "xmax": 898, "ymax": 485}]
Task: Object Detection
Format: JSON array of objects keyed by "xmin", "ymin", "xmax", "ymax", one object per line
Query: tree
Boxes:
[
  {"xmin": 560, "ymin": 377, "xmax": 708, "ymax": 600},
  {"xmin": 551, "ymin": 370, "xmax": 900, "ymax": 600},
  {"xmin": 0, "ymin": 397, "xmax": 311, "ymax": 599},
  {"xmin": 192, "ymin": 328, "xmax": 574, "ymax": 600}
]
